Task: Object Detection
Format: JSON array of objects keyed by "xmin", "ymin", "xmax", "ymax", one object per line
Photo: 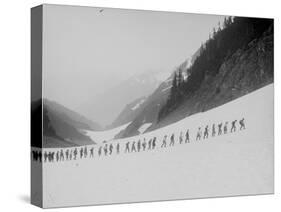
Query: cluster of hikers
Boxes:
[
  {"xmin": 31, "ymin": 118, "xmax": 246, "ymax": 163},
  {"xmin": 195, "ymin": 118, "xmax": 246, "ymax": 141}
]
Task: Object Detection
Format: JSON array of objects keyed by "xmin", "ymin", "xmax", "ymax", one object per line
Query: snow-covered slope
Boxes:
[
  {"xmin": 84, "ymin": 122, "xmax": 131, "ymax": 144},
  {"xmin": 41, "ymin": 84, "xmax": 273, "ymax": 208}
]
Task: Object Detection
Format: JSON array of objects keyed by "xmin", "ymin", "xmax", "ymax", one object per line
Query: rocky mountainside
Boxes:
[
  {"xmin": 117, "ymin": 23, "xmax": 273, "ymax": 138},
  {"xmin": 154, "ymin": 25, "xmax": 273, "ymax": 129}
]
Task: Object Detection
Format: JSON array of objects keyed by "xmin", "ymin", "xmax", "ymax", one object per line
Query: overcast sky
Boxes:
[{"xmin": 43, "ymin": 4, "xmax": 226, "ymax": 110}]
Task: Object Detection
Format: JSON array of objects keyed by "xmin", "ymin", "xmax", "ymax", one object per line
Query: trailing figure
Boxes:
[
  {"xmin": 218, "ymin": 123, "xmax": 223, "ymax": 135},
  {"xmin": 109, "ymin": 144, "xmax": 113, "ymax": 155},
  {"xmin": 131, "ymin": 141, "xmax": 137, "ymax": 152},
  {"xmin": 196, "ymin": 127, "xmax": 202, "ymax": 141},
  {"xmin": 56, "ymin": 151, "xmax": 59, "ymax": 162},
  {"xmin": 185, "ymin": 129, "xmax": 190, "ymax": 143},
  {"xmin": 231, "ymin": 120, "xmax": 237, "ymax": 132},
  {"xmin": 69, "ymin": 150, "xmax": 72, "ymax": 160},
  {"xmin": 104, "ymin": 144, "xmax": 108, "ymax": 156},
  {"xmin": 90, "ymin": 147, "xmax": 94, "ymax": 157},
  {"xmin": 60, "ymin": 149, "xmax": 64, "ymax": 161},
  {"xmin": 148, "ymin": 138, "xmax": 152, "ymax": 150},
  {"xmin": 179, "ymin": 131, "xmax": 183, "ymax": 144},
  {"xmin": 80, "ymin": 148, "xmax": 83, "ymax": 159},
  {"xmin": 239, "ymin": 118, "xmax": 246, "ymax": 130},
  {"xmin": 169, "ymin": 134, "xmax": 175, "ymax": 146},
  {"xmin": 152, "ymin": 137, "xmax": 157, "ymax": 149},
  {"xmin": 161, "ymin": 135, "xmax": 167, "ymax": 148},
  {"xmin": 66, "ymin": 149, "xmax": 69, "ymax": 160},
  {"xmin": 212, "ymin": 124, "xmax": 216, "ymax": 137},
  {"xmin": 137, "ymin": 140, "xmax": 141, "ymax": 152},
  {"xmin": 44, "ymin": 152, "xmax": 48, "ymax": 162},
  {"xmin": 116, "ymin": 143, "xmax": 120, "ymax": 154},
  {"xmin": 125, "ymin": 142, "xmax": 130, "ymax": 153},
  {"xmin": 84, "ymin": 147, "xmax": 88, "ymax": 158},
  {"xmin": 51, "ymin": 152, "xmax": 55, "ymax": 162},
  {"xmin": 98, "ymin": 146, "xmax": 102, "ymax": 156},
  {"xmin": 224, "ymin": 122, "xmax": 228, "ymax": 134},
  {"xmin": 203, "ymin": 126, "xmax": 209, "ymax": 139},
  {"xmin": 73, "ymin": 148, "xmax": 77, "ymax": 160},
  {"xmin": 142, "ymin": 139, "xmax": 147, "ymax": 151},
  {"xmin": 47, "ymin": 152, "xmax": 52, "ymax": 162}
]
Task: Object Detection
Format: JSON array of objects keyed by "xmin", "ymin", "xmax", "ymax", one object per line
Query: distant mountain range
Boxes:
[
  {"xmin": 114, "ymin": 63, "xmax": 186, "ymax": 138},
  {"xmin": 77, "ymin": 70, "xmax": 172, "ymax": 128}
]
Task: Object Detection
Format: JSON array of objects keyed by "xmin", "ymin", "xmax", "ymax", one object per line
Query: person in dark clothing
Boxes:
[
  {"xmin": 98, "ymin": 146, "xmax": 102, "ymax": 157},
  {"xmin": 161, "ymin": 135, "xmax": 167, "ymax": 148},
  {"xmin": 179, "ymin": 131, "xmax": 183, "ymax": 144},
  {"xmin": 73, "ymin": 148, "xmax": 77, "ymax": 160},
  {"xmin": 90, "ymin": 147, "xmax": 94, "ymax": 158},
  {"xmin": 224, "ymin": 122, "xmax": 228, "ymax": 134},
  {"xmin": 80, "ymin": 148, "xmax": 83, "ymax": 159},
  {"xmin": 148, "ymin": 139, "xmax": 152, "ymax": 150},
  {"xmin": 218, "ymin": 123, "xmax": 223, "ymax": 135},
  {"xmin": 137, "ymin": 139, "xmax": 141, "ymax": 152},
  {"xmin": 131, "ymin": 141, "xmax": 137, "ymax": 152},
  {"xmin": 185, "ymin": 129, "xmax": 190, "ymax": 143},
  {"xmin": 56, "ymin": 151, "xmax": 60, "ymax": 161},
  {"xmin": 142, "ymin": 139, "xmax": 147, "ymax": 151},
  {"xmin": 44, "ymin": 151, "xmax": 48, "ymax": 162},
  {"xmin": 203, "ymin": 126, "xmax": 209, "ymax": 139},
  {"xmin": 48, "ymin": 152, "xmax": 52, "ymax": 162},
  {"xmin": 231, "ymin": 120, "xmax": 237, "ymax": 132},
  {"xmin": 69, "ymin": 150, "xmax": 73, "ymax": 160},
  {"xmin": 125, "ymin": 142, "xmax": 130, "ymax": 153},
  {"xmin": 116, "ymin": 143, "xmax": 120, "ymax": 154},
  {"xmin": 51, "ymin": 152, "xmax": 55, "ymax": 162},
  {"xmin": 152, "ymin": 137, "xmax": 157, "ymax": 149},
  {"xmin": 109, "ymin": 144, "xmax": 113, "ymax": 155},
  {"xmin": 38, "ymin": 151, "xmax": 42, "ymax": 162},
  {"xmin": 212, "ymin": 124, "xmax": 216, "ymax": 137},
  {"xmin": 196, "ymin": 127, "xmax": 202, "ymax": 141},
  {"xmin": 104, "ymin": 144, "xmax": 108, "ymax": 156},
  {"xmin": 60, "ymin": 149, "xmax": 64, "ymax": 161},
  {"xmin": 169, "ymin": 134, "xmax": 175, "ymax": 146},
  {"xmin": 239, "ymin": 118, "xmax": 246, "ymax": 130},
  {"xmin": 66, "ymin": 149, "xmax": 69, "ymax": 160},
  {"xmin": 84, "ymin": 146, "xmax": 88, "ymax": 158}
]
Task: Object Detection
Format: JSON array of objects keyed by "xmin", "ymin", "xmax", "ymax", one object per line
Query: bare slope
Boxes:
[{"xmin": 42, "ymin": 84, "xmax": 273, "ymax": 208}]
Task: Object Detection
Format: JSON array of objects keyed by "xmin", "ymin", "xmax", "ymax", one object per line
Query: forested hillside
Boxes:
[{"xmin": 158, "ymin": 17, "xmax": 273, "ymax": 122}]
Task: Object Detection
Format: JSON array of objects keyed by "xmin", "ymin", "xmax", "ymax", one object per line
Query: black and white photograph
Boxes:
[{"xmin": 30, "ymin": 4, "xmax": 274, "ymax": 208}]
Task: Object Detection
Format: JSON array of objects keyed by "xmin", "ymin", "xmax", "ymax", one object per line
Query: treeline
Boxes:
[{"xmin": 158, "ymin": 16, "xmax": 273, "ymax": 121}]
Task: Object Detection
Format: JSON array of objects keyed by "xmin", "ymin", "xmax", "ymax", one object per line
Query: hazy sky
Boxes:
[{"xmin": 43, "ymin": 4, "xmax": 226, "ymax": 110}]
